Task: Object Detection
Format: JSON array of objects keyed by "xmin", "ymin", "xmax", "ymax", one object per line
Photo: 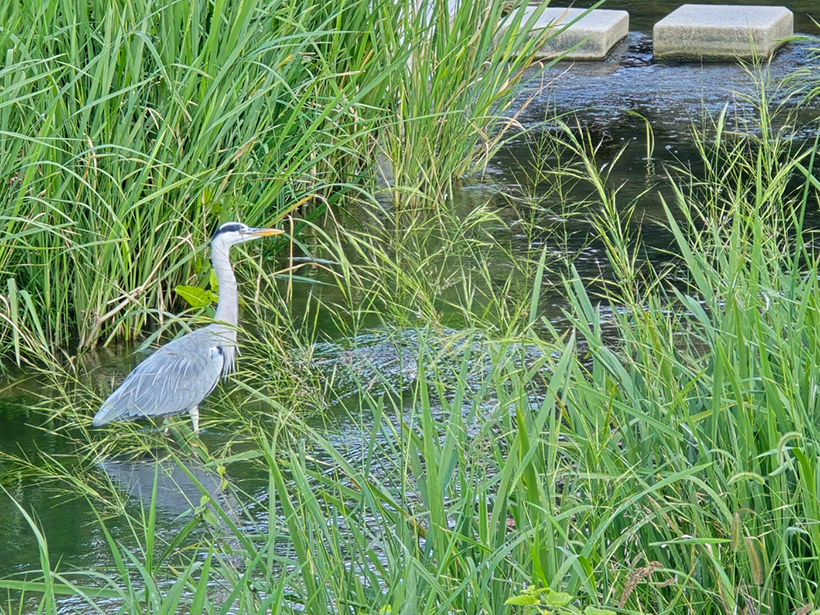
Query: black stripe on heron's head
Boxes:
[{"xmin": 211, "ymin": 222, "xmax": 249, "ymax": 241}]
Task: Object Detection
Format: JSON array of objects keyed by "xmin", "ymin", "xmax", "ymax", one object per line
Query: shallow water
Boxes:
[{"xmin": 1, "ymin": 5, "xmax": 820, "ymax": 611}]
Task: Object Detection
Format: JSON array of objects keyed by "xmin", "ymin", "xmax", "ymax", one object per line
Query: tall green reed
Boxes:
[
  {"xmin": 376, "ymin": 0, "xmax": 583, "ymax": 204},
  {"xmin": 547, "ymin": 90, "xmax": 820, "ymax": 611},
  {"xmin": 10, "ymin": 14, "xmax": 820, "ymax": 615},
  {"xmin": 0, "ymin": 0, "xmax": 384, "ymax": 361},
  {"xmin": 233, "ymin": 83, "xmax": 820, "ymax": 614},
  {"xmin": 7, "ymin": 101, "xmax": 820, "ymax": 613},
  {"xmin": 0, "ymin": 0, "xmax": 565, "ymax": 365}
]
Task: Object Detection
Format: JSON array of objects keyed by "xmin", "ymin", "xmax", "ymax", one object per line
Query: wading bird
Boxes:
[{"xmin": 93, "ymin": 222, "xmax": 283, "ymax": 432}]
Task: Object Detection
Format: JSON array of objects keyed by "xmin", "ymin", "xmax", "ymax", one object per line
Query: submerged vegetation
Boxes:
[{"xmin": 2, "ymin": 1, "xmax": 820, "ymax": 615}]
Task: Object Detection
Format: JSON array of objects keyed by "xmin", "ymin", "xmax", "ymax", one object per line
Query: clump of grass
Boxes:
[
  {"xmin": 0, "ymin": 0, "xmax": 386, "ymax": 361},
  {"xmin": 0, "ymin": 0, "xmax": 566, "ymax": 366},
  {"xmin": 6, "ymin": 142, "xmax": 820, "ymax": 614},
  {"xmin": 376, "ymin": 0, "xmax": 586, "ymax": 204},
  {"xmin": 545, "ymin": 87, "xmax": 820, "ymax": 611},
  {"xmin": 219, "ymin": 78, "xmax": 820, "ymax": 614}
]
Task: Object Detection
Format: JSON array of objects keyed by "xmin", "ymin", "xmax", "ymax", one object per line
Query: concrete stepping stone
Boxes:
[
  {"xmin": 508, "ymin": 7, "xmax": 629, "ymax": 61},
  {"xmin": 653, "ymin": 4, "xmax": 793, "ymax": 61}
]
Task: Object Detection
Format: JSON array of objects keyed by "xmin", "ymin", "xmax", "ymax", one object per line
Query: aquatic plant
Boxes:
[
  {"xmin": 4, "ymin": 7, "xmax": 820, "ymax": 615},
  {"xmin": 6, "ymin": 106, "xmax": 820, "ymax": 613},
  {"xmin": 0, "ymin": 0, "xmax": 558, "ymax": 365}
]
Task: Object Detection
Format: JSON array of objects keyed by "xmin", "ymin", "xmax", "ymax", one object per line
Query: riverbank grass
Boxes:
[
  {"xmin": 0, "ymin": 0, "xmax": 557, "ymax": 364},
  {"xmin": 2, "ymin": 6, "xmax": 820, "ymax": 615},
  {"xmin": 4, "ymin": 97, "xmax": 820, "ymax": 613}
]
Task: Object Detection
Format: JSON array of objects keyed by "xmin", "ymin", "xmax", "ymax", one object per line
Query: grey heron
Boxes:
[{"xmin": 93, "ymin": 222, "xmax": 283, "ymax": 432}]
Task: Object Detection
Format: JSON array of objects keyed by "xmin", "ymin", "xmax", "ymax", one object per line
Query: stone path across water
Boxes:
[{"xmin": 508, "ymin": 4, "xmax": 800, "ymax": 62}]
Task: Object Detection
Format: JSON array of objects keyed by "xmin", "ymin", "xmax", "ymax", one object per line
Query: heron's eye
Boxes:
[{"xmin": 212, "ymin": 222, "xmax": 245, "ymax": 240}]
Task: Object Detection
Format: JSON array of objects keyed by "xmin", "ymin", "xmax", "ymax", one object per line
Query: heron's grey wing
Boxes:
[{"xmin": 93, "ymin": 326, "xmax": 229, "ymax": 425}]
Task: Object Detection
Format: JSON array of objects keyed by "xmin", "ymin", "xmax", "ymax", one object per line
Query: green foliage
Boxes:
[
  {"xmin": 505, "ymin": 586, "xmax": 615, "ymax": 615},
  {"xmin": 0, "ymin": 0, "xmax": 555, "ymax": 364},
  {"xmin": 175, "ymin": 286, "xmax": 218, "ymax": 310},
  {"xmin": 4, "ymin": 12, "xmax": 820, "ymax": 615},
  {"xmin": 5, "ymin": 125, "xmax": 820, "ymax": 613}
]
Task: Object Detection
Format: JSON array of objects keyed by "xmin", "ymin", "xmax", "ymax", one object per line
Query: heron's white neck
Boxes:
[{"xmin": 212, "ymin": 240, "xmax": 239, "ymax": 327}]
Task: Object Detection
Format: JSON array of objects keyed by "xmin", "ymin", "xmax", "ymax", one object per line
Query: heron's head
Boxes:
[{"xmin": 211, "ymin": 222, "xmax": 284, "ymax": 251}]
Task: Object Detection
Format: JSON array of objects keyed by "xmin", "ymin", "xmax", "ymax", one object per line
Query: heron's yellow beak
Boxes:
[{"xmin": 246, "ymin": 227, "xmax": 285, "ymax": 237}]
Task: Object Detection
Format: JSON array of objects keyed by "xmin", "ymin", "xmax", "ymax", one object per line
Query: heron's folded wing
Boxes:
[{"xmin": 93, "ymin": 328, "xmax": 226, "ymax": 425}]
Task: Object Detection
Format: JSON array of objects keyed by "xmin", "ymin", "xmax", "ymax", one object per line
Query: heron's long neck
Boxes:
[{"xmin": 212, "ymin": 242, "xmax": 238, "ymax": 327}]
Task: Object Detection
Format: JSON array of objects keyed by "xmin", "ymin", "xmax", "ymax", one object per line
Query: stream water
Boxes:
[{"xmin": 1, "ymin": 4, "xmax": 820, "ymax": 612}]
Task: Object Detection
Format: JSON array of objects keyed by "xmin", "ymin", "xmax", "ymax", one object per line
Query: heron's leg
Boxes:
[{"xmin": 190, "ymin": 406, "xmax": 200, "ymax": 433}]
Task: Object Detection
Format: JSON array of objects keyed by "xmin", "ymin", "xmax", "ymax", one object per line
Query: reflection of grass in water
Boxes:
[{"xmin": 5, "ymin": 52, "xmax": 820, "ymax": 615}]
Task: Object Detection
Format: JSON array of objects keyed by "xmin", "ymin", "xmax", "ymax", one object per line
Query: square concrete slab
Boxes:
[
  {"xmin": 653, "ymin": 5, "xmax": 793, "ymax": 61},
  {"xmin": 504, "ymin": 7, "xmax": 629, "ymax": 61}
]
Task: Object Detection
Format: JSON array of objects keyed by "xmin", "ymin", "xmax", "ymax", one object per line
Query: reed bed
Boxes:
[
  {"xmin": 3, "ymin": 4, "xmax": 820, "ymax": 615},
  {"xmin": 0, "ymin": 0, "xmax": 558, "ymax": 364},
  {"xmin": 4, "ymin": 85, "xmax": 820, "ymax": 613}
]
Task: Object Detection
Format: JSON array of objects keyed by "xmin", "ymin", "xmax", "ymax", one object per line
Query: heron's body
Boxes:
[{"xmin": 93, "ymin": 222, "xmax": 282, "ymax": 432}]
